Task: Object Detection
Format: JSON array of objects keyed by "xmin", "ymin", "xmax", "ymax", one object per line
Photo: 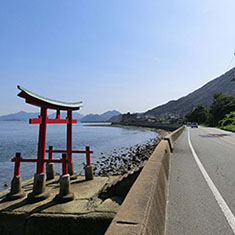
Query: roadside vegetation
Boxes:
[
  {"xmin": 184, "ymin": 93, "xmax": 235, "ymax": 132},
  {"xmin": 218, "ymin": 112, "xmax": 235, "ymax": 132}
]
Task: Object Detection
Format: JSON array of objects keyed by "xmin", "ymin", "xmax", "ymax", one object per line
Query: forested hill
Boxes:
[{"xmin": 145, "ymin": 67, "xmax": 235, "ymax": 118}]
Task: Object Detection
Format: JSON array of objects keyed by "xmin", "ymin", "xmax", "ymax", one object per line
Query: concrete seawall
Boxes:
[
  {"xmin": 164, "ymin": 126, "xmax": 185, "ymax": 152},
  {"xmin": 105, "ymin": 126, "xmax": 185, "ymax": 235},
  {"xmin": 113, "ymin": 122, "xmax": 181, "ymax": 132}
]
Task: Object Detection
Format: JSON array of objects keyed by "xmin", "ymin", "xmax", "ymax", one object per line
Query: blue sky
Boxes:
[{"xmin": 0, "ymin": 0, "xmax": 234, "ymax": 115}]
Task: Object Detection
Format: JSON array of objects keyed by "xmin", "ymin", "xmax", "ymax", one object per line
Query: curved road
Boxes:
[{"xmin": 165, "ymin": 126, "xmax": 235, "ymax": 235}]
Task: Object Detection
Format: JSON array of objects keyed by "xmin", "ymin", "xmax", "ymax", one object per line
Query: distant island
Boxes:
[
  {"xmin": 0, "ymin": 110, "xmax": 121, "ymax": 122},
  {"xmin": 80, "ymin": 110, "xmax": 121, "ymax": 122}
]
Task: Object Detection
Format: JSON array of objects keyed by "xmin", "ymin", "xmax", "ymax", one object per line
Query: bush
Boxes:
[
  {"xmin": 209, "ymin": 93, "xmax": 235, "ymax": 126},
  {"xmin": 219, "ymin": 119, "xmax": 233, "ymax": 126},
  {"xmin": 218, "ymin": 111, "xmax": 235, "ymax": 132},
  {"xmin": 220, "ymin": 125, "xmax": 235, "ymax": 132}
]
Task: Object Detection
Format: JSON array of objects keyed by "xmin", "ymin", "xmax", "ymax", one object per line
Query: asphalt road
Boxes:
[{"xmin": 165, "ymin": 126, "xmax": 235, "ymax": 235}]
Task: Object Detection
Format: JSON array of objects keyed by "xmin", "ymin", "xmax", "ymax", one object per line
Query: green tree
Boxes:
[
  {"xmin": 184, "ymin": 104, "xmax": 209, "ymax": 124},
  {"xmin": 209, "ymin": 93, "xmax": 235, "ymax": 126},
  {"xmin": 218, "ymin": 111, "xmax": 235, "ymax": 127}
]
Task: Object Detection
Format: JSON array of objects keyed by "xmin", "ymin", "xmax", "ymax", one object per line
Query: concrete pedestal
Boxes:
[
  {"xmin": 54, "ymin": 174, "xmax": 74, "ymax": 203},
  {"xmin": 27, "ymin": 173, "xmax": 50, "ymax": 203},
  {"xmin": 68, "ymin": 162, "xmax": 77, "ymax": 179},
  {"xmin": 85, "ymin": 165, "xmax": 94, "ymax": 181},
  {"xmin": 6, "ymin": 176, "xmax": 26, "ymax": 200},
  {"xmin": 46, "ymin": 163, "xmax": 55, "ymax": 180}
]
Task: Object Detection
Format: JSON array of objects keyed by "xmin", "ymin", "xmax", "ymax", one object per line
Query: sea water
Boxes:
[{"xmin": 0, "ymin": 121, "xmax": 157, "ymax": 191}]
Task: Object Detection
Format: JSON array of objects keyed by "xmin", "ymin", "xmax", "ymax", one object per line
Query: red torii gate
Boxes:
[{"xmin": 7, "ymin": 86, "xmax": 93, "ymax": 202}]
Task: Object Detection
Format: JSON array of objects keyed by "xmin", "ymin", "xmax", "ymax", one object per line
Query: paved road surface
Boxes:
[{"xmin": 165, "ymin": 126, "xmax": 235, "ymax": 235}]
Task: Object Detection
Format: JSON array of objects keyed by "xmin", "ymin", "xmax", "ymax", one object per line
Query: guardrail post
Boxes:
[
  {"xmin": 46, "ymin": 146, "xmax": 55, "ymax": 180},
  {"xmin": 14, "ymin": 152, "xmax": 21, "ymax": 176},
  {"xmin": 48, "ymin": 145, "xmax": 53, "ymax": 161},
  {"xmin": 86, "ymin": 146, "xmax": 91, "ymax": 166},
  {"xmin": 62, "ymin": 153, "xmax": 68, "ymax": 175},
  {"xmin": 85, "ymin": 146, "xmax": 93, "ymax": 180},
  {"xmin": 6, "ymin": 153, "xmax": 26, "ymax": 200}
]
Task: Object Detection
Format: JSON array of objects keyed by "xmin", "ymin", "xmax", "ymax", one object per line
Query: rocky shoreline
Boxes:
[{"xmin": 89, "ymin": 127, "xmax": 169, "ymax": 176}]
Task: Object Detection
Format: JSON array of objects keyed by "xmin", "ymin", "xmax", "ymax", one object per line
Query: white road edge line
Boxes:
[{"xmin": 188, "ymin": 128, "xmax": 235, "ymax": 234}]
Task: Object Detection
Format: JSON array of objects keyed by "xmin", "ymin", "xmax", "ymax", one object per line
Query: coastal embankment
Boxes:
[
  {"xmin": 86, "ymin": 121, "xmax": 180, "ymax": 132},
  {"xmin": 105, "ymin": 125, "xmax": 185, "ymax": 235},
  {"xmin": 111, "ymin": 121, "xmax": 181, "ymax": 132},
  {"xmin": 0, "ymin": 125, "xmax": 184, "ymax": 235}
]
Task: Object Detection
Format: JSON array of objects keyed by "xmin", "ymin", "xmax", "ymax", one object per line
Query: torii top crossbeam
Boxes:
[
  {"xmin": 17, "ymin": 85, "xmax": 82, "ymax": 110},
  {"xmin": 17, "ymin": 85, "xmax": 83, "ymax": 174}
]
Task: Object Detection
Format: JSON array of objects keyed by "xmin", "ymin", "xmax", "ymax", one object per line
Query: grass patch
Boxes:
[{"xmin": 219, "ymin": 125, "xmax": 235, "ymax": 132}]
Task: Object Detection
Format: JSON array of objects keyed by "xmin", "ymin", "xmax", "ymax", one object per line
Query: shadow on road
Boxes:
[{"xmin": 199, "ymin": 133, "xmax": 231, "ymax": 138}]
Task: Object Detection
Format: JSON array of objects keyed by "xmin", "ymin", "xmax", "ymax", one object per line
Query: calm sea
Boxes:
[{"xmin": 0, "ymin": 121, "xmax": 157, "ymax": 191}]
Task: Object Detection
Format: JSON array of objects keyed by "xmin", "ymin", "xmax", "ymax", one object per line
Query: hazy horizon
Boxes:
[
  {"xmin": 1, "ymin": 0, "xmax": 235, "ymax": 115},
  {"xmin": 0, "ymin": 109, "xmax": 121, "ymax": 117},
  {"xmin": 1, "ymin": 66, "xmax": 234, "ymax": 116}
]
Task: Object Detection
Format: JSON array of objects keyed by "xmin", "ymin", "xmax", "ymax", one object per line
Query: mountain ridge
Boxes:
[
  {"xmin": 145, "ymin": 67, "xmax": 235, "ymax": 118},
  {"xmin": 80, "ymin": 110, "xmax": 121, "ymax": 122},
  {"xmin": 0, "ymin": 110, "xmax": 121, "ymax": 122},
  {"xmin": 0, "ymin": 111, "xmax": 38, "ymax": 121}
]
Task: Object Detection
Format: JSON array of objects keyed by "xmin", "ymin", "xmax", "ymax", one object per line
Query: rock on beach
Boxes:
[{"xmin": 92, "ymin": 130, "xmax": 166, "ymax": 176}]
